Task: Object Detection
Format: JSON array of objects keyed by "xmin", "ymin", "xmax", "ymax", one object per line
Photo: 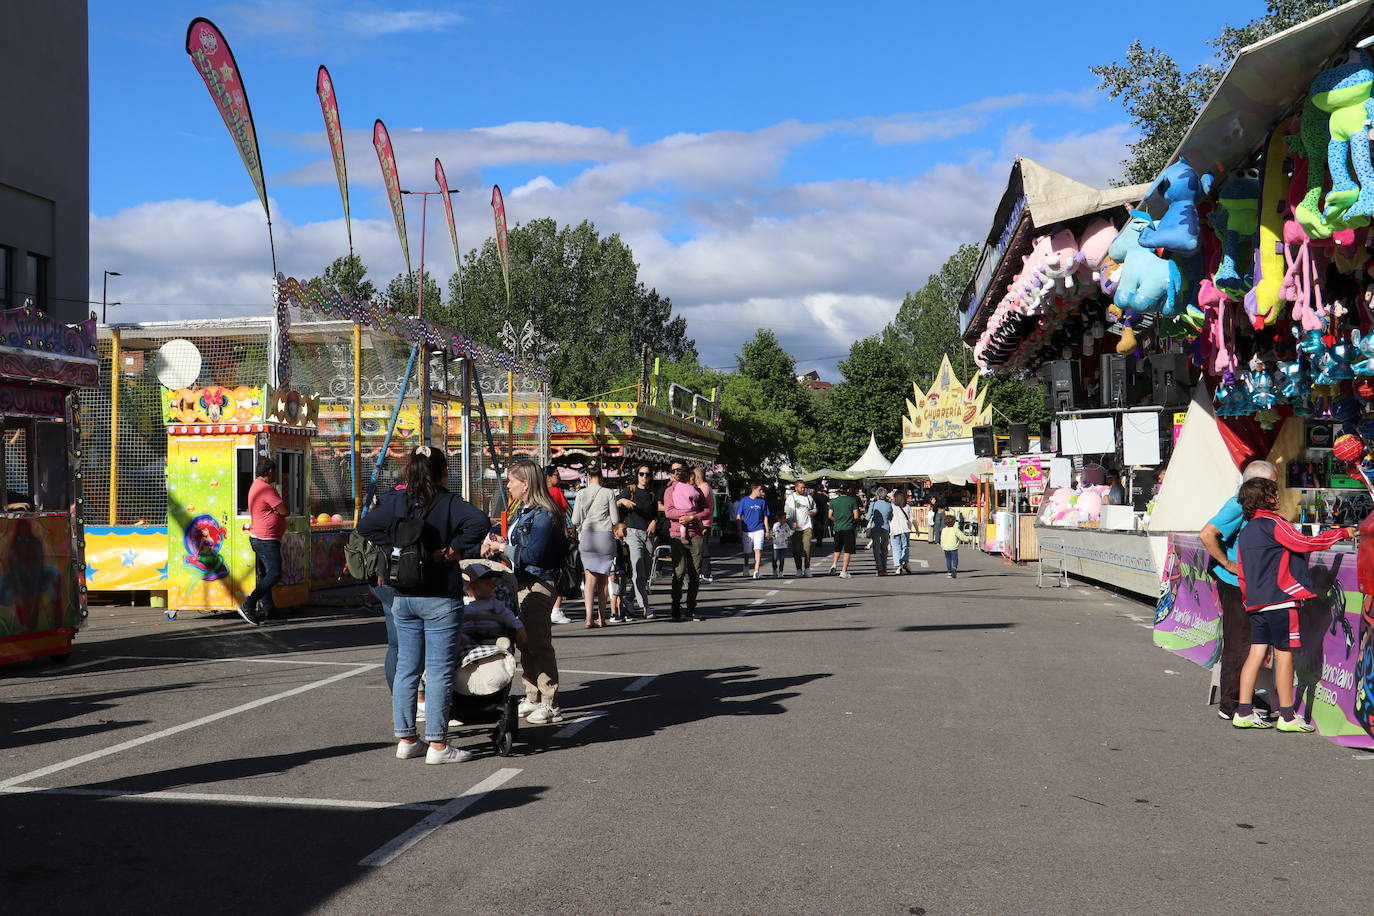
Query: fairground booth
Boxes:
[
  {"xmin": 1, "ymin": 307, "xmax": 98, "ymax": 665},
  {"xmin": 965, "ymin": 0, "xmax": 1374, "ymax": 749}
]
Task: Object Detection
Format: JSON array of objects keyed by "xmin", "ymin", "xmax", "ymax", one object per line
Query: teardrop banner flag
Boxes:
[
  {"xmin": 435, "ymin": 158, "xmax": 464, "ymax": 304},
  {"xmin": 316, "ymin": 65, "xmax": 352, "ymax": 253},
  {"xmin": 184, "ymin": 18, "xmax": 269, "ymax": 219},
  {"xmin": 373, "ymin": 119, "xmax": 412, "ymax": 275},
  {"xmin": 491, "ymin": 184, "xmax": 512, "ymax": 306}
]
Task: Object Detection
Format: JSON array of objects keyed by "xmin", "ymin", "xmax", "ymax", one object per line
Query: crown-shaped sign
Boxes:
[{"xmin": 901, "ymin": 355, "xmax": 991, "ymax": 443}]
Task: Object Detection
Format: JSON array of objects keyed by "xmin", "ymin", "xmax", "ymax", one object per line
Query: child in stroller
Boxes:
[{"xmin": 452, "ymin": 560, "xmax": 527, "ymax": 756}]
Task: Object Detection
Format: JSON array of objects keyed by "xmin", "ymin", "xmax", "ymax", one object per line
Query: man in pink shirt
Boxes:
[
  {"xmin": 661, "ymin": 460, "xmax": 711, "ymax": 621},
  {"xmin": 241, "ymin": 457, "xmax": 289, "ymax": 625}
]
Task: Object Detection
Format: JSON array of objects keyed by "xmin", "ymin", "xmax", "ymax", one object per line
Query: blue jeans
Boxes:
[
  {"xmin": 371, "ymin": 584, "xmax": 398, "ymax": 690},
  {"xmin": 247, "ymin": 537, "xmax": 282, "ymax": 616},
  {"xmin": 771, "ymin": 547, "xmax": 787, "ymax": 574},
  {"xmin": 391, "ymin": 596, "xmax": 463, "ymax": 742},
  {"xmin": 892, "ymin": 533, "xmax": 909, "ymax": 569},
  {"xmin": 944, "ymin": 549, "xmax": 959, "ymax": 573}
]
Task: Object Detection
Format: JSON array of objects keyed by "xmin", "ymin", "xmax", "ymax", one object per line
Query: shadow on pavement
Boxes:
[
  {"xmin": 897, "ymin": 622, "xmax": 1018, "ymax": 632},
  {"xmin": 58, "ymin": 742, "xmax": 391, "ymax": 794},
  {"xmin": 2, "ymin": 680, "xmax": 201, "ymax": 750}
]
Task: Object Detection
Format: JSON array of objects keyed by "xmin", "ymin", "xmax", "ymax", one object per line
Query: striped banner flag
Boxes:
[
  {"xmin": 184, "ymin": 18, "xmax": 269, "ymax": 218},
  {"xmin": 435, "ymin": 158, "xmax": 463, "ymax": 304},
  {"xmin": 491, "ymin": 184, "xmax": 512, "ymax": 306},
  {"xmin": 316, "ymin": 65, "xmax": 352, "ymax": 253},
  {"xmin": 373, "ymin": 119, "xmax": 412, "ymax": 276}
]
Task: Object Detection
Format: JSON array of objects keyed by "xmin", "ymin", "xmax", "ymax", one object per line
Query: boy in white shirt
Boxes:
[{"xmin": 770, "ymin": 517, "xmax": 792, "ymax": 578}]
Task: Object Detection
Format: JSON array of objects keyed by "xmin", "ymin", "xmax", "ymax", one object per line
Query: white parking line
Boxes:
[
  {"xmin": 1, "ymin": 785, "xmax": 440, "ymax": 812},
  {"xmin": 553, "ymin": 710, "xmax": 608, "ymax": 738},
  {"xmin": 915, "ymin": 559, "xmax": 929, "ymax": 568},
  {"xmin": 41, "ymin": 657, "xmax": 118, "ymax": 676},
  {"xmin": 784, "ymin": 579, "xmax": 795, "ymax": 585},
  {"xmin": 360, "ymin": 768, "xmax": 523, "ymax": 867},
  {"xmin": 624, "ymin": 675, "xmax": 657, "ymax": 692},
  {"xmin": 765, "ymin": 589, "xmax": 779, "ymax": 596},
  {"xmin": 0, "ymin": 663, "xmax": 378, "ymax": 791}
]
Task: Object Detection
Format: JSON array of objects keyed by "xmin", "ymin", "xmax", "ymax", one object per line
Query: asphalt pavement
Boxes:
[{"xmin": 2, "ymin": 537, "xmax": 1371, "ymax": 915}]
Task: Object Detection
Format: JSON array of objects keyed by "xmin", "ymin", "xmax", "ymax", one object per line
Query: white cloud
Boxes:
[
  {"xmin": 93, "ymin": 109, "xmax": 1132, "ymax": 378},
  {"xmin": 217, "ymin": 1, "xmax": 463, "ymax": 43}
]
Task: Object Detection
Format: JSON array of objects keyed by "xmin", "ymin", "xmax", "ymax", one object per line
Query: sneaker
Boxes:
[
  {"xmin": 803, "ymin": 569, "xmax": 812, "ymax": 578},
  {"xmin": 235, "ymin": 603, "xmax": 260, "ymax": 626},
  {"xmin": 396, "ymin": 740, "xmax": 426, "ymax": 759},
  {"xmin": 518, "ymin": 698, "xmax": 539, "ymax": 717},
  {"xmin": 1276, "ymin": 714, "xmax": 1316, "ymax": 733},
  {"xmin": 608, "ymin": 615, "xmax": 623, "ymax": 624},
  {"xmin": 947, "ymin": 572, "xmax": 954, "ymax": 578},
  {"xmin": 1217, "ymin": 709, "xmax": 1233, "ymax": 721},
  {"xmin": 643, "ymin": 612, "xmax": 656, "ymax": 620},
  {"xmin": 425, "ymin": 744, "xmax": 473, "ymax": 764},
  {"xmin": 526, "ymin": 704, "xmax": 563, "ymax": 725},
  {"xmin": 1231, "ymin": 712, "xmax": 1274, "ymax": 729},
  {"xmin": 448, "ymin": 718, "xmax": 463, "ymax": 727},
  {"xmin": 550, "ymin": 609, "xmax": 572, "ymax": 625},
  {"xmin": 701, "ymin": 575, "xmax": 713, "ymax": 583},
  {"xmin": 839, "ymin": 571, "xmax": 852, "ymax": 579}
]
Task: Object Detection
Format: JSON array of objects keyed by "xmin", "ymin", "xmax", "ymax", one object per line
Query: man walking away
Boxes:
[
  {"xmin": 242, "ymin": 457, "xmax": 289, "ymax": 625},
  {"xmin": 737, "ymin": 483, "xmax": 769, "ymax": 579},
  {"xmin": 867, "ymin": 487, "xmax": 894, "ymax": 576},
  {"xmin": 663, "ymin": 461, "xmax": 711, "ymax": 620},
  {"xmin": 828, "ymin": 483, "xmax": 861, "ymax": 578},
  {"xmin": 785, "ymin": 480, "xmax": 816, "ymax": 577},
  {"xmin": 890, "ymin": 489, "xmax": 912, "ymax": 574}
]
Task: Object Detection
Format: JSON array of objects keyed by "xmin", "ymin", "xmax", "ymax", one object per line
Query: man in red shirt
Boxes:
[{"xmin": 241, "ymin": 457, "xmax": 289, "ymax": 625}]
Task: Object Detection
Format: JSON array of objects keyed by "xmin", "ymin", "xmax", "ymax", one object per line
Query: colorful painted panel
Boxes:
[
  {"xmin": 85, "ymin": 526, "xmax": 169, "ymax": 592},
  {"xmin": 310, "ymin": 528, "xmax": 351, "ymax": 584},
  {"xmin": 167, "ymin": 436, "xmax": 251, "ymax": 610},
  {"xmin": 1156, "ymin": 534, "xmax": 1374, "ymax": 749},
  {"xmin": 0, "ymin": 515, "xmax": 79, "ymax": 638},
  {"xmin": 164, "ymin": 386, "xmax": 264, "ymax": 425}
]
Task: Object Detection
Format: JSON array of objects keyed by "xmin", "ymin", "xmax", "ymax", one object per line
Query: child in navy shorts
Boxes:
[{"xmin": 1234, "ymin": 478, "xmax": 1353, "ymax": 732}]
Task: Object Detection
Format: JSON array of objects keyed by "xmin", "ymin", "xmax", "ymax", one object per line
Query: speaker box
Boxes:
[
  {"xmin": 1099, "ymin": 354, "xmax": 1134, "ymax": 408},
  {"xmin": 1044, "ymin": 360, "xmax": 1082, "ymax": 412},
  {"xmin": 1131, "ymin": 469, "xmax": 1157, "ymax": 512},
  {"xmin": 972, "ymin": 425, "xmax": 997, "ymax": 458},
  {"xmin": 1150, "ymin": 353, "xmax": 1190, "ymax": 406},
  {"xmin": 1039, "ymin": 420, "xmax": 1056, "ymax": 454},
  {"xmin": 1007, "ymin": 423, "xmax": 1029, "ymax": 454}
]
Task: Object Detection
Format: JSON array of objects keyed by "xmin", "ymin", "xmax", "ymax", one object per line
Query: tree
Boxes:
[
  {"xmin": 433, "ymin": 218, "xmax": 696, "ymax": 398},
  {"xmin": 886, "ymin": 243, "xmax": 979, "ymax": 387},
  {"xmin": 797, "ymin": 334, "xmax": 909, "ymax": 471},
  {"xmin": 1092, "ymin": 1, "xmax": 1341, "ymax": 184},
  {"xmin": 308, "ymin": 254, "xmax": 377, "ymax": 302},
  {"xmin": 981, "ymin": 373, "xmax": 1049, "ymax": 435},
  {"xmin": 382, "ymin": 270, "xmax": 443, "ymax": 317}
]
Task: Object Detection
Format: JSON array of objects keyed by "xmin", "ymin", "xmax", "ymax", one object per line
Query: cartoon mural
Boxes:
[{"xmin": 0, "ymin": 516, "xmax": 75, "ymax": 637}]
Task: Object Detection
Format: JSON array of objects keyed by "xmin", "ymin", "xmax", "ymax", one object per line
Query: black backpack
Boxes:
[{"xmin": 385, "ymin": 497, "xmax": 437, "ymax": 591}]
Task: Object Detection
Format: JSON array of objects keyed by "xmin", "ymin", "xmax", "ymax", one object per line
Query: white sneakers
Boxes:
[
  {"xmin": 518, "ymin": 698, "xmax": 538, "ymax": 717},
  {"xmin": 396, "ymin": 740, "xmax": 426, "ymax": 759},
  {"xmin": 426, "ymin": 744, "xmax": 473, "ymax": 764},
  {"xmin": 526, "ymin": 704, "xmax": 563, "ymax": 724},
  {"xmin": 839, "ymin": 571, "xmax": 852, "ymax": 579},
  {"xmin": 802, "ymin": 569, "xmax": 813, "ymax": 578},
  {"xmin": 550, "ymin": 609, "xmax": 572, "ymax": 624}
]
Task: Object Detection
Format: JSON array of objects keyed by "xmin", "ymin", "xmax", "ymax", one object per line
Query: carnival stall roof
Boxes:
[
  {"xmin": 960, "ymin": 158, "xmax": 1151, "ymax": 343},
  {"xmin": 1168, "ymin": 0, "xmax": 1374, "ymax": 177},
  {"xmin": 883, "ymin": 439, "xmax": 978, "ymax": 481},
  {"xmin": 845, "ymin": 433, "xmax": 892, "ymax": 477}
]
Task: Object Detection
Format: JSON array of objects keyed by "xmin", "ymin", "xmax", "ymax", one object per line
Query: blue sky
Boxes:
[{"xmin": 89, "ymin": 0, "xmax": 1257, "ymax": 373}]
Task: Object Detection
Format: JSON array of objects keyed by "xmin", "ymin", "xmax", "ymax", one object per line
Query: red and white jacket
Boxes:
[{"xmin": 1236, "ymin": 509, "xmax": 1347, "ymax": 611}]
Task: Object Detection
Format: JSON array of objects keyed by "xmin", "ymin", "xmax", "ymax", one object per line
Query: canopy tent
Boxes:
[
  {"xmin": 845, "ymin": 433, "xmax": 892, "ymax": 477},
  {"xmin": 880, "ymin": 438, "xmax": 978, "ymax": 482},
  {"xmin": 778, "ymin": 467, "xmax": 862, "ymax": 482},
  {"xmin": 929, "ymin": 456, "xmax": 993, "ymax": 486}
]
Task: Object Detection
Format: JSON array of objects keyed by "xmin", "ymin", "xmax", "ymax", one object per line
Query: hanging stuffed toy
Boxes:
[
  {"xmin": 1287, "ymin": 97, "xmax": 1337, "ymax": 239},
  {"xmin": 1211, "ymin": 170, "xmax": 1261, "ymax": 297},
  {"xmin": 1140, "ymin": 157, "xmax": 1213, "ymax": 255},
  {"xmin": 1312, "ymin": 40, "xmax": 1374, "ymax": 229},
  {"xmin": 1250, "ymin": 117, "xmax": 1297, "ymax": 325},
  {"xmin": 1351, "ymin": 327, "xmax": 1374, "ymax": 375},
  {"xmin": 1075, "ymin": 217, "xmax": 1117, "ymax": 293},
  {"xmin": 1113, "ymin": 211, "xmax": 1182, "ymax": 314}
]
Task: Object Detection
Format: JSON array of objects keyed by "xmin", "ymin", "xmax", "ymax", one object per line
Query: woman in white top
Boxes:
[
  {"xmin": 570, "ymin": 466, "xmax": 621, "ymax": 627},
  {"xmin": 890, "ymin": 488, "xmax": 912, "ymax": 574}
]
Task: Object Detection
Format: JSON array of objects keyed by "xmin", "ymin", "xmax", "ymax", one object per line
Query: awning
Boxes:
[
  {"xmin": 880, "ymin": 439, "xmax": 978, "ymax": 481},
  {"xmin": 929, "ymin": 457, "xmax": 993, "ymax": 486},
  {"xmin": 1169, "ymin": 0, "xmax": 1374, "ymax": 177}
]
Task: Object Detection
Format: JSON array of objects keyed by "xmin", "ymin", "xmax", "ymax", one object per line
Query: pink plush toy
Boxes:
[
  {"xmin": 1038, "ymin": 228, "xmax": 1080, "ymax": 295},
  {"xmin": 1075, "ymin": 217, "xmax": 1117, "ymax": 291}
]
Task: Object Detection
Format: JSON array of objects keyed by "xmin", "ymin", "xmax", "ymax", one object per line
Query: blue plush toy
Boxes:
[
  {"xmin": 1244, "ymin": 366, "xmax": 1278, "ymax": 410},
  {"xmin": 1311, "ymin": 44, "xmax": 1374, "ymax": 228},
  {"xmin": 1112, "ymin": 211, "xmax": 1183, "ymax": 315},
  {"xmin": 1278, "ymin": 358, "xmax": 1309, "ymax": 400},
  {"xmin": 1351, "ymin": 328, "xmax": 1374, "ymax": 375},
  {"xmin": 1211, "ymin": 170, "xmax": 1261, "ymax": 298},
  {"xmin": 1139, "ymin": 157, "xmax": 1213, "ymax": 255}
]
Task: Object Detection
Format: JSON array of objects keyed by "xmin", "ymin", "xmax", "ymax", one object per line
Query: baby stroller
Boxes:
[{"xmin": 451, "ymin": 560, "xmax": 522, "ymax": 757}]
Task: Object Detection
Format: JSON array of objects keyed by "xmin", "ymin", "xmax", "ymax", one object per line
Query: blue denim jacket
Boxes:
[{"xmin": 508, "ymin": 505, "xmax": 567, "ymax": 581}]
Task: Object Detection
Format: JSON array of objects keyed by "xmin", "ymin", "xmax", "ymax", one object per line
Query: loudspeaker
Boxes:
[
  {"xmin": 1099, "ymin": 354, "xmax": 1133, "ymax": 407},
  {"xmin": 1150, "ymin": 353, "xmax": 1190, "ymax": 406},
  {"xmin": 1044, "ymin": 360, "xmax": 1081, "ymax": 412},
  {"xmin": 972, "ymin": 425, "xmax": 996, "ymax": 458},
  {"xmin": 1039, "ymin": 420, "xmax": 1056, "ymax": 454},
  {"xmin": 1131, "ymin": 469, "xmax": 1157, "ymax": 512},
  {"xmin": 1007, "ymin": 423, "xmax": 1029, "ymax": 454}
]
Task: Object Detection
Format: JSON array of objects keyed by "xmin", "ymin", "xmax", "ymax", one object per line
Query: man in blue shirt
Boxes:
[
  {"xmin": 736, "ymin": 483, "xmax": 769, "ymax": 580},
  {"xmin": 1198, "ymin": 460, "xmax": 1276, "ymax": 720}
]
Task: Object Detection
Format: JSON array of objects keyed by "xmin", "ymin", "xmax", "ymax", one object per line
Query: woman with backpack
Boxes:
[
  {"xmin": 358, "ymin": 446, "xmax": 491, "ymax": 764},
  {"xmin": 485, "ymin": 457, "xmax": 569, "ymax": 725}
]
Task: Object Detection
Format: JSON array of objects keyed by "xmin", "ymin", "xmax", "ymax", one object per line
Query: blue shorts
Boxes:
[{"xmin": 1249, "ymin": 605, "xmax": 1298, "ymax": 649}]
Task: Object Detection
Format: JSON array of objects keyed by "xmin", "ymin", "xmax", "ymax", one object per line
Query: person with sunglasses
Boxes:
[
  {"xmin": 661, "ymin": 460, "xmax": 711, "ymax": 620},
  {"xmin": 617, "ymin": 464, "xmax": 659, "ymax": 618}
]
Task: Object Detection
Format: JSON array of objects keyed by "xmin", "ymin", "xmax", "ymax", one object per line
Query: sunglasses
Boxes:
[{"xmin": 638, "ymin": 471, "xmax": 652, "ymax": 476}]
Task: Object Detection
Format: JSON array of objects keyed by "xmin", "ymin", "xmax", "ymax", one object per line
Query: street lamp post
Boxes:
[
  {"xmin": 102, "ymin": 270, "xmax": 122, "ymax": 324},
  {"xmin": 398, "ymin": 189, "xmax": 457, "ymax": 319}
]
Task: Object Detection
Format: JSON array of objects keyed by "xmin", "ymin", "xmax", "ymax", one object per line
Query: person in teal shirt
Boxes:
[{"xmin": 1199, "ymin": 461, "xmax": 1277, "ymax": 720}]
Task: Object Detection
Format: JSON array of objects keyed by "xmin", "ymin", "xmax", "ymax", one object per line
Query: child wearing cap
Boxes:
[{"xmin": 462, "ymin": 564, "xmax": 527, "ymax": 646}]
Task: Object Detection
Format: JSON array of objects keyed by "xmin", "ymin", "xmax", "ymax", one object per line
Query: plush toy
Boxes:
[
  {"xmin": 1038, "ymin": 228, "xmax": 1080, "ymax": 295},
  {"xmin": 1278, "ymin": 358, "xmax": 1310, "ymax": 400},
  {"xmin": 1312, "ymin": 43, "xmax": 1374, "ymax": 228},
  {"xmin": 1075, "ymin": 217, "xmax": 1117, "ymax": 292},
  {"xmin": 1251, "ymin": 118, "xmax": 1297, "ymax": 325},
  {"xmin": 1352, "ymin": 328, "xmax": 1374, "ymax": 375},
  {"xmin": 1140, "ymin": 157, "xmax": 1213, "ymax": 254},
  {"xmin": 1245, "ymin": 361, "xmax": 1278, "ymax": 410},
  {"xmin": 1287, "ymin": 97, "xmax": 1337, "ymax": 239},
  {"xmin": 1211, "ymin": 170, "xmax": 1261, "ymax": 297},
  {"xmin": 1112, "ymin": 211, "xmax": 1182, "ymax": 314},
  {"xmin": 1215, "ymin": 375, "xmax": 1257, "ymax": 416}
]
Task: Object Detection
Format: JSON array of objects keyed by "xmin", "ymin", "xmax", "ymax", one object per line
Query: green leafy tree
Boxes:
[
  {"xmin": 434, "ymin": 218, "xmax": 695, "ymax": 398},
  {"xmin": 1092, "ymin": 0, "xmax": 1341, "ymax": 183},
  {"xmin": 308, "ymin": 254, "xmax": 378, "ymax": 302},
  {"xmin": 382, "ymin": 270, "xmax": 443, "ymax": 317},
  {"xmin": 885, "ymin": 243, "xmax": 979, "ymax": 387},
  {"xmin": 797, "ymin": 334, "xmax": 909, "ymax": 471},
  {"xmin": 981, "ymin": 372, "xmax": 1049, "ymax": 435}
]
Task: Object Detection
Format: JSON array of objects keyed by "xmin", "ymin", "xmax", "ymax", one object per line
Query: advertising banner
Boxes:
[
  {"xmin": 373, "ymin": 120, "xmax": 412, "ymax": 275},
  {"xmin": 901, "ymin": 355, "xmax": 991, "ymax": 443},
  {"xmin": 316, "ymin": 65, "xmax": 351, "ymax": 251},
  {"xmin": 491, "ymin": 184, "xmax": 512, "ymax": 305},
  {"xmin": 185, "ymin": 18, "xmax": 269, "ymax": 217},
  {"xmin": 435, "ymin": 158, "xmax": 463, "ymax": 301},
  {"xmin": 1156, "ymin": 534, "xmax": 1374, "ymax": 748}
]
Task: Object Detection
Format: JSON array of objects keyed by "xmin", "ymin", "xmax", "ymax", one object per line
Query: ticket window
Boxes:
[
  {"xmin": 277, "ymin": 450, "xmax": 305, "ymax": 516},
  {"xmin": 2, "ymin": 418, "xmax": 68, "ymax": 512},
  {"xmin": 235, "ymin": 447, "xmax": 256, "ymax": 518},
  {"xmin": 3, "ymin": 419, "xmax": 32, "ymax": 511}
]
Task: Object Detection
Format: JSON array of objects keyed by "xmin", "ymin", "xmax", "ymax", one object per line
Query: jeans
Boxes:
[
  {"xmin": 623, "ymin": 527, "xmax": 653, "ymax": 612},
  {"xmin": 371, "ymin": 584, "xmax": 398, "ymax": 690},
  {"xmin": 671, "ymin": 536, "xmax": 704, "ymax": 616},
  {"xmin": 869, "ymin": 530, "xmax": 890, "ymax": 572},
  {"xmin": 247, "ymin": 537, "xmax": 282, "ymax": 616},
  {"xmin": 944, "ymin": 549, "xmax": 959, "ymax": 573},
  {"xmin": 771, "ymin": 547, "xmax": 787, "ymax": 574},
  {"xmin": 790, "ymin": 528, "xmax": 812, "ymax": 570},
  {"xmin": 391, "ymin": 595, "xmax": 463, "ymax": 742},
  {"xmin": 892, "ymin": 532, "xmax": 909, "ymax": 569}
]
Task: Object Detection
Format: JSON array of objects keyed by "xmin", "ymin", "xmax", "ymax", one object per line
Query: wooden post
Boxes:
[{"xmin": 108, "ymin": 328, "xmax": 121, "ymax": 525}]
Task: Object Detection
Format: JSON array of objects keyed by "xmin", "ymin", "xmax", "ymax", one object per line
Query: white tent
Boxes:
[
  {"xmin": 845, "ymin": 433, "xmax": 892, "ymax": 477},
  {"xmin": 882, "ymin": 438, "xmax": 977, "ymax": 481}
]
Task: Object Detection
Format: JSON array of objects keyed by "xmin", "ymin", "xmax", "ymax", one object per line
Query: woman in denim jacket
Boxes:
[{"xmin": 487, "ymin": 458, "xmax": 569, "ymax": 724}]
